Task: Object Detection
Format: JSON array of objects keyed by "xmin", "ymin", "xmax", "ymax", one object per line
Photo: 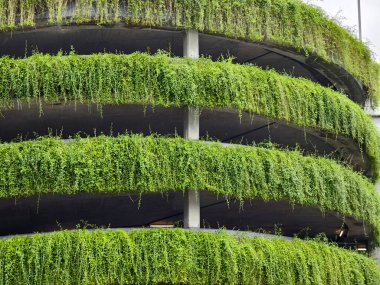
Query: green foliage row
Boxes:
[
  {"xmin": 0, "ymin": 52, "xmax": 379, "ymax": 180},
  {"xmin": 0, "ymin": 0, "xmax": 378, "ymax": 100},
  {"xmin": 0, "ymin": 228, "xmax": 379, "ymax": 285},
  {"xmin": 1, "ymin": 134, "xmax": 380, "ymax": 243}
]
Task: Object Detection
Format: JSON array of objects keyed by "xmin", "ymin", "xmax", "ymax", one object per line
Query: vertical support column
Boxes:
[
  {"xmin": 183, "ymin": 107, "xmax": 199, "ymax": 140},
  {"xmin": 183, "ymin": 30, "xmax": 200, "ymax": 228},
  {"xmin": 183, "ymin": 30, "xmax": 199, "ymax": 58}
]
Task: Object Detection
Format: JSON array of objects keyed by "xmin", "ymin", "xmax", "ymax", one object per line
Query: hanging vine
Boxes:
[
  {"xmin": 0, "ymin": 228, "xmax": 379, "ymax": 285},
  {"xmin": 0, "ymin": 134, "xmax": 379, "ymax": 243},
  {"xmin": 0, "ymin": 52, "xmax": 379, "ymax": 181},
  {"xmin": 0, "ymin": 0, "xmax": 378, "ymax": 101}
]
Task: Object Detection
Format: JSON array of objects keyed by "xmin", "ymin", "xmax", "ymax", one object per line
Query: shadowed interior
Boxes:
[
  {"xmin": 0, "ymin": 21, "xmax": 374, "ymax": 251},
  {"xmin": 0, "ymin": 103, "xmax": 370, "ymax": 176},
  {"xmin": 0, "ymin": 191, "xmax": 369, "ymax": 247},
  {"xmin": 0, "ymin": 25, "xmax": 366, "ymax": 104}
]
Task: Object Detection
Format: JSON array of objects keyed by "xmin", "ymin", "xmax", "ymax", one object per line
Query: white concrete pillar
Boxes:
[
  {"xmin": 183, "ymin": 107, "xmax": 199, "ymax": 140},
  {"xmin": 184, "ymin": 187, "xmax": 200, "ymax": 228},
  {"xmin": 183, "ymin": 30, "xmax": 200, "ymax": 228},
  {"xmin": 183, "ymin": 30, "xmax": 199, "ymax": 59}
]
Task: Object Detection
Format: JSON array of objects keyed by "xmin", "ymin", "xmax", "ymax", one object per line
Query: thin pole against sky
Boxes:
[{"xmin": 358, "ymin": 0, "xmax": 362, "ymax": 40}]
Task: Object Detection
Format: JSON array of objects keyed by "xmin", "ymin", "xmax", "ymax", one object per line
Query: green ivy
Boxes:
[
  {"xmin": 0, "ymin": 134, "xmax": 380, "ymax": 243},
  {"xmin": 0, "ymin": 52, "xmax": 379, "ymax": 181},
  {"xmin": 0, "ymin": 228, "xmax": 379, "ymax": 285},
  {"xmin": 0, "ymin": 0, "xmax": 378, "ymax": 101}
]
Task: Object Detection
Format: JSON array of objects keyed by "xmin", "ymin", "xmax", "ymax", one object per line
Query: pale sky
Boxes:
[{"xmin": 306, "ymin": 0, "xmax": 380, "ymax": 62}]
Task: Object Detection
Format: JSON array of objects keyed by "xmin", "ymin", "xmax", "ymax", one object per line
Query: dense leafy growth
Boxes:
[
  {"xmin": 1, "ymin": 134, "xmax": 379, "ymax": 243},
  {"xmin": 0, "ymin": 228, "xmax": 379, "ymax": 285},
  {"xmin": 0, "ymin": 52, "xmax": 379, "ymax": 180},
  {"xmin": 0, "ymin": 1, "xmax": 378, "ymax": 281},
  {"xmin": 0, "ymin": 0, "xmax": 378, "ymax": 100}
]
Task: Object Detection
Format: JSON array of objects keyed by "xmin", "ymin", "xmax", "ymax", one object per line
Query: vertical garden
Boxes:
[{"xmin": 0, "ymin": 0, "xmax": 379, "ymax": 284}]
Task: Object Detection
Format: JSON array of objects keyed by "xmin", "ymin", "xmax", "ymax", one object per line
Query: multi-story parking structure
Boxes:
[{"xmin": 0, "ymin": 0, "xmax": 379, "ymax": 284}]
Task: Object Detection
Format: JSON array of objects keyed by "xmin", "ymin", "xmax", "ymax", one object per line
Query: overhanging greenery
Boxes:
[
  {"xmin": 1, "ymin": 134, "xmax": 379, "ymax": 243},
  {"xmin": 0, "ymin": 228, "xmax": 379, "ymax": 285},
  {"xmin": 0, "ymin": 0, "xmax": 378, "ymax": 101},
  {"xmin": 0, "ymin": 52, "xmax": 379, "ymax": 180}
]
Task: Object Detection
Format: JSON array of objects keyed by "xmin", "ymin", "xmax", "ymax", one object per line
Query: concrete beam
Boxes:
[{"xmin": 183, "ymin": 30, "xmax": 200, "ymax": 228}]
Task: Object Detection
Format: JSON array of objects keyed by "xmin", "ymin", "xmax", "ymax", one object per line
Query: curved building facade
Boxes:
[{"xmin": 0, "ymin": 0, "xmax": 379, "ymax": 284}]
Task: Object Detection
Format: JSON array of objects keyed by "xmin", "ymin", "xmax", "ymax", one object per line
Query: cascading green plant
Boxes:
[
  {"xmin": 0, "ymin": 52, "xmax": 379, "ymax": 180},
  {"xmin": 0, "ymin": 134, "xmax": 379, "ymax": 243},
  {"xmin": 0, "ymin": 0, "xmax": 378, "ymax": 101},
  {"xmin": 0, "ymin": 228, "xmax": 379, "ymax": 285}
]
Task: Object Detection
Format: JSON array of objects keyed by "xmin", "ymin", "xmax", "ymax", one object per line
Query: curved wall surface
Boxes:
[
  {"xmin": 0, "ymin": 0, "xmax": 378, "ymax": 104},
  {"xmin": 0, "ymin": 0, "xmax": 379, "ymax": 283}
]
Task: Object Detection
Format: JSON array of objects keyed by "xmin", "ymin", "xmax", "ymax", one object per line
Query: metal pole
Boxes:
[
  {"xmin": 183, "ymin": 30, "xmax": 200, "ymax": 229},
  {"xmin": 358, "ymin": 0, "xmax": 362, "ymax": 41}
]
